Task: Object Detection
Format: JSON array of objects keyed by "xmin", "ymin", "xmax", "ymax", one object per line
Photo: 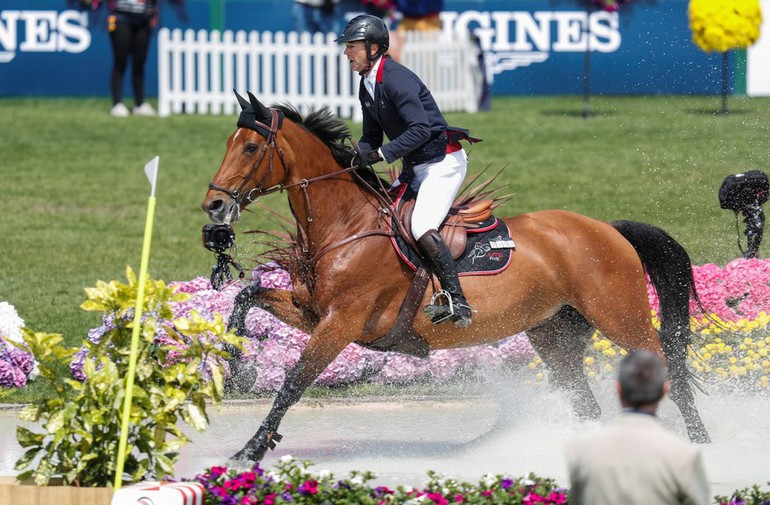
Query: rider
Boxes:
[{"xmin": 335, "ymin": 14, "xmax": 474, "ymax": 328}]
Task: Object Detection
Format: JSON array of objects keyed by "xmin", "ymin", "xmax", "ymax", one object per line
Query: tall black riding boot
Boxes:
[{"xmin": 417, "ymin": 229, "xmax": 473, "ymax": 328}]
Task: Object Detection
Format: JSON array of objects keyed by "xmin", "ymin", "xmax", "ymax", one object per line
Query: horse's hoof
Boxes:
[{"xmin": 690, "ymin": 431, "xmax": 711, "ymax": 444}]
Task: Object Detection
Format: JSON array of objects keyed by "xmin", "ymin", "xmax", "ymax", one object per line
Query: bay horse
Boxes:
[{"xmin": 201, "ymin": 92, "xmax": 710, "ymax": 462}]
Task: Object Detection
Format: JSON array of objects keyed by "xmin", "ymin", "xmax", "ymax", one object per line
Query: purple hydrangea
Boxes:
[{"xmin": 0, "ymin": 301, "xmax": 38, "ymax": 388}]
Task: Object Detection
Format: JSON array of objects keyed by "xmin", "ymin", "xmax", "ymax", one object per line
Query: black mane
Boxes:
[{"xmin": 271, "ymin": 103, "xmax": 390, "ymax": 194}]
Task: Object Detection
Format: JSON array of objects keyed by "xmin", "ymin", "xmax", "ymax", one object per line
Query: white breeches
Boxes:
[{"xmin": 409, "ymin": 149, "xmax": 468, "ymax": 239}]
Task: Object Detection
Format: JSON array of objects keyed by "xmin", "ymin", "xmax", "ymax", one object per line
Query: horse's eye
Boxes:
[{"xmin": 244, "ymin": 142, "xmax": 259, "ymax": 155}]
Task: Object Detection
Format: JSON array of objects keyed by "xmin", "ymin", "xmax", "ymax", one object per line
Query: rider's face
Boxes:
[{"xmin": 343, "ymin": 41, "xmax": 377, "ymax": 74}]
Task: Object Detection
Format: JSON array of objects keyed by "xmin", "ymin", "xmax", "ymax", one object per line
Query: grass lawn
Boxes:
[{"xmin": 2, "ymin": 94, "xmax": 769, "ymax": 351}]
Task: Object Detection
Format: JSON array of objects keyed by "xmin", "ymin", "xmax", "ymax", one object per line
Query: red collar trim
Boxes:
[{"xmin": 376, "ymin": 55, "xmax": 387, "ymax": 83}]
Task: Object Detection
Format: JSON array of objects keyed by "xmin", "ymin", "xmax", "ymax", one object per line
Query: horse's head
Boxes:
[{"xmin": 202, "ymin": 91, "xmax": 290, "ymax": 224}]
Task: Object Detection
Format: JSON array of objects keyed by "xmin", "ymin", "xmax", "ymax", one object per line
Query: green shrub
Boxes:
[{"xmin": 13, "ymin": 267, "xmax": 244, "ymax": 487}]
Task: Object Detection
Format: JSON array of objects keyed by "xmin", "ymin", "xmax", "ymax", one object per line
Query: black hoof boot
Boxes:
[{"xmin": 230, "ymin": 428, "xmax": 282, "ymax": 462}]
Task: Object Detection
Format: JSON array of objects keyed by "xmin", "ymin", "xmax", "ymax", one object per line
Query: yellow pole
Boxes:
[{"xmin": 114, "ymin": 157, "xmax": 159, "ymax": 489}]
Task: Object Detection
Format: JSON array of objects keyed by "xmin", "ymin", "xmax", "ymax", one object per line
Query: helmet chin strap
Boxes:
[
  {"xmin": 358, "ymin": 60, "xmax": 374, "ymax": 76},
  {"xmin": 358, "ymin": 42, "xmax": 381, "ymax": 75}
]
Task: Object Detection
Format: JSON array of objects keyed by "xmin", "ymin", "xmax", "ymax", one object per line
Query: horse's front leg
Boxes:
[
  {"xmin": 228, "ymin": 284, "xmax": 318, "ymax": 336},
  {"xmin": 231, "ymin": 318, "xmax": 355, "ymax": 462},
  {"xmin": 225, "ymin": 284, "xmax": 320, "ymax": 392}
]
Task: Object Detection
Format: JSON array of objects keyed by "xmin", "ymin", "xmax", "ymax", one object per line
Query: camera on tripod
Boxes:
[
  {"xmin": 202, "ymin": 223, "xmax": 235, "ymax": 252},
  {"xmin": 201, "ymin": 223, "xmax": 243, "ymax": 289},
  {"xmin": 719, "ymin": 170, "xmax": 769, "ymax": 259}
]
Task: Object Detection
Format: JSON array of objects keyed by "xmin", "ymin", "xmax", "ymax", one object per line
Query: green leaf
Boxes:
[
  {"xmin": 19, "ymin": 404, "xmax": 40, "ymax": 422},
  {"xmin": 184, "ymin": 402, "xmax": 209, "ymax": 432},
  {"xmin": 15, "ymin": 426, "xmax": 45, "ymax": 448}
]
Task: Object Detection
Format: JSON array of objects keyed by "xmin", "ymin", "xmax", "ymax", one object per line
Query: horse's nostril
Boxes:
[{"xmin": 208, "ymin": 199, "xmax": 224, "ymax": 212}]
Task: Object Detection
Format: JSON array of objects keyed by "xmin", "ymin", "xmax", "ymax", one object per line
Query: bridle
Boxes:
[
  {"xmin": 207, "ymin": 109, "xmax": 289, "ymax": 218},
  {"xmin": 207, "ymin": 107, "xmax": 398, "ymax": 267}
]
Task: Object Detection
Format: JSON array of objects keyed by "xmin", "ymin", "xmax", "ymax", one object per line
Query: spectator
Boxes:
[
  {"xmin": 566, "ymin": 350, "xmax": 710, "ymax": 505},
  {"xmin": 106, "ymin": 0, "xmax": 160, "ymax": 117},
  {"xmin": 361, "ymin": 0, "xmax": 394, "ymax": 18},
  {"xmin": 292, "ymin": 0, "xmax": 343, "ymax": 35},
  {"xmin": 395, "ymin": 0, "xmax": 442, "ymax": 32}
]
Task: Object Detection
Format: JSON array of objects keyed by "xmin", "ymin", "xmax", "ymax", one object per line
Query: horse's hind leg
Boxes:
[{"xmin": 527, "ymin": 305, "xmax": 599, "ymax": 420}]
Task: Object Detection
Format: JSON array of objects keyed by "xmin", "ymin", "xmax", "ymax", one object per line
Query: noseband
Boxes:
[{"xmin": 208, "ymin": 109, "xmax": 289, "ymax": 211}]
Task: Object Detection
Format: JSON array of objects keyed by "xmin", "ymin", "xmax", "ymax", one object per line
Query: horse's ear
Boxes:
[
  {"xmin": 234, "ymin": 89, "xmax": 250, "ymax": 110},
  {"xmin": 247, "ymin": 92, "xmax": 271, "ymax": 122}
]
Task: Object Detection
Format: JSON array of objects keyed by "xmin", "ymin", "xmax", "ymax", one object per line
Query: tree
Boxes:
[{"xmin": 689, "ymin": 0, "xmax": 763, "ymax": 113}]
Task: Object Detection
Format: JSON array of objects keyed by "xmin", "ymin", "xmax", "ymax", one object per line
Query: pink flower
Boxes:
[
  {"xmin": 210, "ymin": 466, "xmax": 228, "ymax": 477},
  {"xmin": 548, "ymin": 492, "xmax": 567, "ymax": 504},
  {"xmin": 426, "ymin": 492, "xmax": 448, "ymax": 505},
  {"xmin": 298, "ymin": 479, "xmax": 318, "ymax": 495}
]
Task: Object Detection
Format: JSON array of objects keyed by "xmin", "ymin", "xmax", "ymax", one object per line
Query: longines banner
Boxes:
[{"xmin": 0, "ymin": 0, "xmax": 758, "ymax": 97}]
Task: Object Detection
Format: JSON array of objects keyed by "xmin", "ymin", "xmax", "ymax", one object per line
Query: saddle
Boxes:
[{"xmin": 398, "ymin": 197, "xmax": 495, "ymax": 259}]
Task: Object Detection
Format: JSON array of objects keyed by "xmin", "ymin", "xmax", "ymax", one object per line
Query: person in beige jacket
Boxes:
[{"xmin": 566, "ymin": 350, "xmax": 710, "ymax": 505}]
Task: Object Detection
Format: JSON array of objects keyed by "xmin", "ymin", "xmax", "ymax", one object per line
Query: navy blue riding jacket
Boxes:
[{"xmin": 358, "ymin": 55, "xmax": 448, "ymax": 169}]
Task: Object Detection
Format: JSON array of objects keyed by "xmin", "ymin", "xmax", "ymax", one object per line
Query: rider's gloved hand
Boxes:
[{"xmin": 355, "ymin": 147, "xmax": 382, "ymax": 168}]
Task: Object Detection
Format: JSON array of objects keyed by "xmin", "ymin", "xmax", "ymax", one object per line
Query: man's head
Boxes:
[
  {"xmin": 617, "ymin": 350, "xmax": 670, "ymax": 410},
  {"xmin": 336, "ymin": 15, "xmax": 389, "ymax": 73}
]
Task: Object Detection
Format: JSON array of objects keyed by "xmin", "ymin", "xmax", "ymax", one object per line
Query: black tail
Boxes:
[
  {"xmin": 610, "ymin": 220, "xmax": 698, "ymax": 343},
  {"xmin": 611, "ymin": 220, "xmax": 710, "ymax": 443}
]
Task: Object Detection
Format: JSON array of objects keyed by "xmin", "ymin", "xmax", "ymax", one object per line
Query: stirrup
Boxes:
[{"xmin": 424, "ymin": 289, "xmax": 473, "ymax": 329}]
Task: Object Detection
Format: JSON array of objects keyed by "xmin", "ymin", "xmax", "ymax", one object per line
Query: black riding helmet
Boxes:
[{"xmin": 335, "ymin": 14, "xmax": 389, "ymax": 61}]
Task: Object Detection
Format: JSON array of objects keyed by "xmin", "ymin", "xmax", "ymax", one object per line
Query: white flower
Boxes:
[
  {"xmin": 350, "ymin": 474, "xmax": 364, "ymax": 485},
  {"xmin": 0, "ymin": 301, "xmax": 25, "ymax": 343},
  {"xmin": 522, "ymin": 478, "xmax": 535, "ymax": 486},
  {"xmin": 483, "ymin": 473, "xmax": 497, "ymax": 487},
  {"xmin": 318, "ymin": 469, "xmax": 331, "ymax": 480},
  {"xmin": 279, "ymin": 454, "xmax": 294, "ymax": 463}
]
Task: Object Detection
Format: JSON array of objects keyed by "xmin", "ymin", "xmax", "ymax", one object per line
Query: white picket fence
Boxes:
[{"xmin": 157, "ymin": 28, "xmax": 480, "ymax": 120}]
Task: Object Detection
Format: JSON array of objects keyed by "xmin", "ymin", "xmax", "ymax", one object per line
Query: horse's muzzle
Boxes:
[{"xmin": 202, "ymin": 195, "xmax": 240, "ymax": 224}]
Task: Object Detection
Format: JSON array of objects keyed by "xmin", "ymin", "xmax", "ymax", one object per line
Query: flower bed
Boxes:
[
  {"xmin": 188, "ymin": 456, "xmax": 770, "ymax": 505},
  {"xmin": 191, "ymin": 456, "xmax": 569, "ymax": 505},
  {"xmin": 3, "ymin": 259, "xmax": 770, "ymax": 393}
]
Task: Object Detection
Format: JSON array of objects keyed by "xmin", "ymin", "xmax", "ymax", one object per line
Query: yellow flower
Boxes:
[{"xmin": 689, "ymin": 0, "xmax": 763, "ymax": 52}]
